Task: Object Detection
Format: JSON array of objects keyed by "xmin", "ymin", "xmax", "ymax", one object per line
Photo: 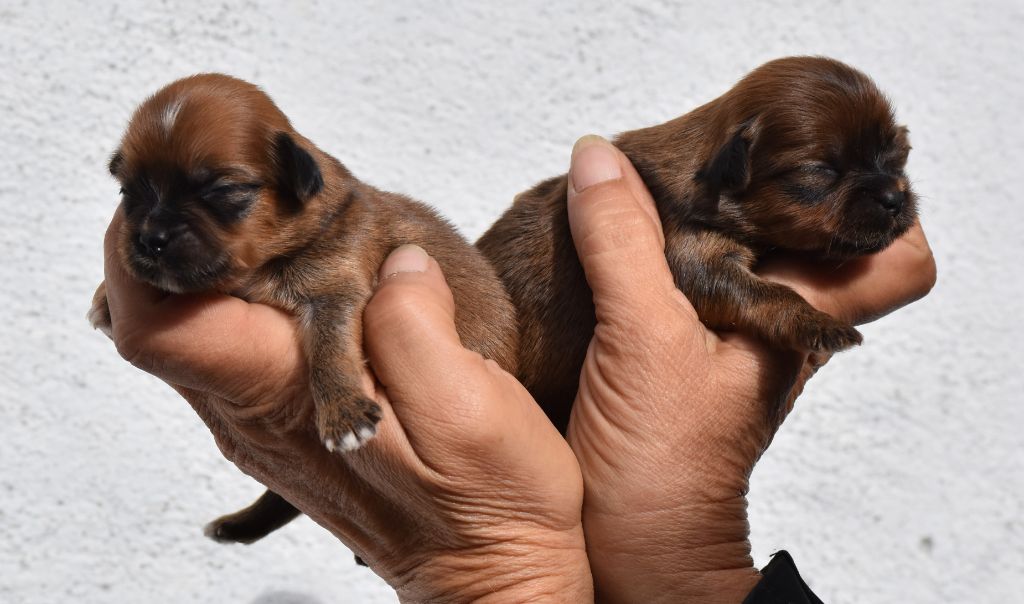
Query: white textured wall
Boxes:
[{"xmin": 2, "ymin": 1, "xmax": 1021, "ymax": 602}]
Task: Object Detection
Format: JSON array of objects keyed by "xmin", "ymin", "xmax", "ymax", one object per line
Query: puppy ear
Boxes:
[
  {"xmin": 698, "ymin": 118, "xmax": 759, "ymax": 194},
  {"xmin": 894, "ymin": 125, "xmax": 911, "ymax": 149},
  {"xmin": 108, "ymin": 150, "xmax": 124, "ymax": 177},
  {"xmin": 273, "ymin": 132, "xmax": 324, "ymax": 203}
]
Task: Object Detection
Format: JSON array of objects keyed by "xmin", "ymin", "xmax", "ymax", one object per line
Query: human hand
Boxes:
[
  {"xmin": 99, "ymin": 213, "xmax": 593, "ymax": 602},
  {"xmin": 562, "ymin": 135, "xmax": 936, "ymax": 603}
]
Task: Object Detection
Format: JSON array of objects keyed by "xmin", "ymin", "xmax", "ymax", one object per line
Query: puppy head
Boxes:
[
  {"xmin": 699, "ymin": 56, "xmax": 917, "ymax": 256},
  {"xmin": 108, "ymin": 74, "xmax": 324, "ymax": 293}
]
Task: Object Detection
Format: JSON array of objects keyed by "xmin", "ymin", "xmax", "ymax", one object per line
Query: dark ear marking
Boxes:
[
  {"xmin": 108, "ymin": 150, "xmax": 124, "ymax": 177},
  {"xmin": 697, "ymin": 119, "xmax": 759, "ymax": 194},
  {"xmin": 273, "ymin": 132, "xmax": 324, "ymax": 205}
]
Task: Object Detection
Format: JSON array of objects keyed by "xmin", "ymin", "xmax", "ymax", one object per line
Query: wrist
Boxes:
[
  {"xmin": 585, "ymin": 495, "xmax": 758, "ymax": 604},
  {"xmin": 392, "ymin": 530, "xmax": 594, "ymax": 603}
]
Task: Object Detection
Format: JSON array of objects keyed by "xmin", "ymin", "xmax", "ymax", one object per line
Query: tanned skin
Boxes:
[
  {"xmin": 477, "ymin": 56, "xmax": 918, "ymax": 432},
  {"xmin": 89, "ymin": 74, "xmax": 518, "ymax": 545}
]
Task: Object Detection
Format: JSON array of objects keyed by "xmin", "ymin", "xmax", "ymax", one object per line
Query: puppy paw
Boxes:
[
  {"xmin": 87, "ymin": 281, "xmax": 113, "ymax": 339},
  {"xmin": 204, "ymin": 516, "xmax": 261, "ymax": 545},
  {"xmin": 317, "ymin": 397, "xmax": 383, "ymax": 453},
  {"xmin": 203, "ymin": 517, "xmax": 243, "ymax": 544},
  {"xmin": 792, "ymin": 313, "xmax": 862, "ymax": 353}
]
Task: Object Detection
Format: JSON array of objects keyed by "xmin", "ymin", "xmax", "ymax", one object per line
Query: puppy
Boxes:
[
  {"xmin": 89, "ymin": 74, "xmax": 518, "ymax": 544},
  {"xmin": 477, "ymin": 56, "xmax": 918, "ymax": 431}
]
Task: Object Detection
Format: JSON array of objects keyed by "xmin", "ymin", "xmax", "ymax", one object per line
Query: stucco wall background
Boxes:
[{"xmin": 1, "ymin": 0, "xmax": 1021, "ymax": 602}]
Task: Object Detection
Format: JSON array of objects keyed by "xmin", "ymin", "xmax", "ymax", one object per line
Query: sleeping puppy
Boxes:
[
  {"xmin": 477, "ymin": 56, "xmax": 918, "ymax": 431},
  {"xmin": 89, "ymin": 74, "xmax": 518, "ymax": 544}
]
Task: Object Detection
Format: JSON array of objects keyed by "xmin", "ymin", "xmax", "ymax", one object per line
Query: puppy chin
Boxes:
[
  {"xmin": 826, "ymin": 219, "xmax": 914, "ymax": 258},
  {"xmin": 127, "ymin": 252, "xmax": 232, "ymax": 294}
]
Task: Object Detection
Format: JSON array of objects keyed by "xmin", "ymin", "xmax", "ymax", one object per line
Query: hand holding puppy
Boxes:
[
  {"xmin": 479, "ymin": 57, "xmax": 919, "ymax": 432},
  {"xmin": 100, "ymin": 211, "xmax": 594, "ymax": 602},
  {"xmin": 89, "ymin": 74, "xmax": 524, "ymax": 544},
  {"xmin": 563, "ymin": 136, "xmax": 936, "ymax": 603}
]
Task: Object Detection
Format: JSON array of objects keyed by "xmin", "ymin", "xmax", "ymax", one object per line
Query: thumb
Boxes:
[
  {"xmin": 566, "ymin": 135, "xmax": 689, "ymax": 326},
  {"xmin": 363, "ymin": 245, "xmax": 540, "ymax": 465},
  {"xmin": 363, "ymin": 245, "xmax": 467, "ymax": 386},
  {"xmin": 363, "ymin": 245, "xmax": 495, "ymax": 427}
]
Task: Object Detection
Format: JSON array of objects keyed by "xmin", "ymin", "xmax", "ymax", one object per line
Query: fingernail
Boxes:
[
  {"xmin": 379, "ymin": 244, "xmax": 430, "ymax": 281},
  {"xmin": 569, "ymin": 134, "xmax": 622, "ymax": 195}
]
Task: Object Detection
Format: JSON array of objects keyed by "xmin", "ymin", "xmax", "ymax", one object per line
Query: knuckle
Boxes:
[
  {"xmin": 916, "ymin": 248, "xmax": 938, "ymax": 297},
  {"xmin": 365, "ymin": 282, "xmax": 424, "ymax": 324},
  {"xmin": 113, "ymin": 329, "xmax": 153, "ymax": 370},
  {"xmin": 480, "ymin": 357, "xmax": 509, "ymax": 379},
  {"xmin": 899, "ymin": 222, "xmax": 937, "ymax": 299},
  {"xmin": 601, "ymin": 301, "xmax": 701, "ymax": 360},
  {"xmin": 113, "ymin": 325, "xmax": 175, "ymax": 378},
  {"xmin": 365, "ymin": 280, "xmax": 453, "ymax": 338},
  {"xmin": 896, "ymin": 241, "xmax": 937, "ymax": 303},
  {"xmin": 594, "ymin": 281, "xmax": 698, "ymax": 339},
  {"xmin": 211, "ymin": 429, "xmax": 248, "ymax": 470},
  {"xmin": 575, "ymin": 204, "xmax": 662, "ymax": 259},
  {"xmin": 439, "ymin": 358, "xmax": 510, "ymax": 446}
]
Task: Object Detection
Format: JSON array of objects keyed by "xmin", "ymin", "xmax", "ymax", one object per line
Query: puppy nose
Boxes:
[
  {"xmin": 139, "ymin": 228, "xmax": 172, "ymax": 256},
  {"xmin": 878, "ymin": 189, "xmax": 904, "ymax": 216}
]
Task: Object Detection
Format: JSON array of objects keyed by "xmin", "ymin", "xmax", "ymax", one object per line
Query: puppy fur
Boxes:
[
  {"xmin": 90, "ymin": 74, "xmax": 518, "ymax": 544},
  {"xmin": 477, "ymin": 56, "xmax": 918, "ymax": 431}
]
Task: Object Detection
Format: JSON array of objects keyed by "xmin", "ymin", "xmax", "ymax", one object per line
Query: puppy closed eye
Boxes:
[
  {"xmin": 804, "ymin": 163, "xmax": 839, "ymax": 180},
  {"xmin": 199, "ymin": 182, "xmax": 261, "ymax": 223},
  {"xmin": 782, "ymin": 163, "xmax": 839, "ymax": 203}
]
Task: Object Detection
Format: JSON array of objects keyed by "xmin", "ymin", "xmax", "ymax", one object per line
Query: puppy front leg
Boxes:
[
  {"xmin": 304, "ymin": 292, "xmax": 383, "ymax": 453},
  {"xmin": 668, "ymin": 232, "xmax": 862, "ymax": 353}
]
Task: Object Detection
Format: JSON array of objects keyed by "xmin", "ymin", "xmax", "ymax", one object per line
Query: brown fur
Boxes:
[
  {"xmin": 89, "ymin": 74, "xmax": 518, "ymax": 544},
  {"xmin": 477, "ymin": 57, "xmax": 918, "ymax": 431}
]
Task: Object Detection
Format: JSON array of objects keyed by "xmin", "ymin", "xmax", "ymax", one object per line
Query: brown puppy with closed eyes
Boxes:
[
  {"xmin": 477, "ymin": 56, "xmax": 918, "ymax": 431},
  {"xmin": 88, "ymin": 74, "xmax": 518, "ymax": 546}
]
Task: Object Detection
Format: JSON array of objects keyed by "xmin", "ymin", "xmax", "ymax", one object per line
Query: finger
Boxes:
[
  {"xmin": 566, "ymin": 135, "xmax": 699, "ymax": 328},
  {"xmin": 759, "ymin": 220, "xmax": 936, "ymax": 325},
  {"xmin": 364, "ymin": 245, "xmax": 469, "ymax": 392},
  {"xmin": 102, "ymin": 207, "xmax": 166, "ymax": 319},
  {"xmin": 363, "ymin": 245, "xmax": 553, "ymax": 465},
  {"xmin": 102, "ymin": 206, "xmax": 305, "ymax": 403},
  {"xmin": 719, "ymin": 222, "xmax": 935, "ymax": 422}
]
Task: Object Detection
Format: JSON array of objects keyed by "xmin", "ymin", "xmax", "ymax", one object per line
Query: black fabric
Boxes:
[{"xmin": 742, "ymin": 551, "xmax": 824, "ymax": 604}]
